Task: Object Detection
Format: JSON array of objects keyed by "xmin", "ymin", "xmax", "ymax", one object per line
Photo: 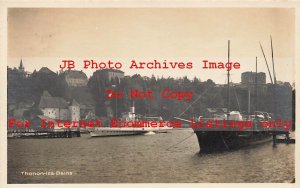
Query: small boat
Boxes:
[
  {"xmin": 89, "ymin": 127, "xmax": 148, "ymax": 137},
  {"xmin": 89, "ymin": 106, "xmax": 172, "ymax": 137}
]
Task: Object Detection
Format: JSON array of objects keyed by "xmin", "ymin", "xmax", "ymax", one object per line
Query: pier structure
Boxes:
[{"xmin": 7, "ymin": 129, "xmax": 81, "ymax": 139}]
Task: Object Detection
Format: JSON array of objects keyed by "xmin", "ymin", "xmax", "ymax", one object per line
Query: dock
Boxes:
[
  {"xmin": 272, "ymin": 131, "xmax": 295, "ymax": 146},
  {"xmin": 7, "ymin": 129, "xmax": 81, "ymax": 139}
]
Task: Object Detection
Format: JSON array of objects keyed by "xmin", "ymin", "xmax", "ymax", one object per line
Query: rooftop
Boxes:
[
  {"xmin": 63, "ymin": 70, "xmax": 88, "ymax": 79},
  {"xmin": 39, "ymin": 91, "xmax": 69, "ymax": 109}
]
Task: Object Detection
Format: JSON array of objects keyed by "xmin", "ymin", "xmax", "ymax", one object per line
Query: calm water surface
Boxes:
[{"xmin": 8, "ymin": 129, "xmax": 295, "ymax": 183}]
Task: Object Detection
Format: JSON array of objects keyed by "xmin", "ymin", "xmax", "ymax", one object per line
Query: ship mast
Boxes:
[
  {"xmin": 270, "ymin": 36, "xmax": 277, "ymax": 120},
  {"xmin": 259, "ymin": 42, "xmax": 273, "ymax": 84},
  {"xmin": 255, "ymin": 56, "xmax": 258, "ymax": 114},
  {"xmin": 227, "ymin": 40, "xmax": 230, "ymax": 119},
  {"xmin": 270, "ymin": 36, "xmax": 277, "ymax": 85}
]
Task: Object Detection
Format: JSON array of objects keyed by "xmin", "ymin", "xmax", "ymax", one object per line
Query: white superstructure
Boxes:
[{"xmin": 89, "ymin": 106, "xmax": 173, "ymax": 137}]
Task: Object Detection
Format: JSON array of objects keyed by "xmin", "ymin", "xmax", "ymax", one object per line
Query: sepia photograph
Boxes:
[{"xmin": 2, "ymin": 3, "xmax": 298, "ymax": 186}]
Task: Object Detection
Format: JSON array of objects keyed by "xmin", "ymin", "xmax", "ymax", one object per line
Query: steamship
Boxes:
[
  {"xmin": 192, "ymin": 112, "xmax": 274, "ymax": 153},
  {"xmin": 178, "ymin": 40, "xmax": 282, "ymax": 153},
  {"xmin": 89, "ymin": 106, "xmax": 172, "ymax": 137}
]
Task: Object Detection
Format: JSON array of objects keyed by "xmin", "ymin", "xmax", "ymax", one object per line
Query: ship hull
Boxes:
[
  {"xmin": 194, "ymin": 130, "xmax": 273, "ymax": 153},
  {"xmin": 90, "ymin": 128, "xmax": 147, "ymax": 137},
  {"xmin": 89, "ymin": 127, "xmax": 173, "ymax": 137}
]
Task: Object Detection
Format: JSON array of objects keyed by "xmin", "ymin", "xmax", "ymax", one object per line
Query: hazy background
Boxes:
[{"xmin": 8, "ymin": 8, "xmax": 295, "ymax": 84}]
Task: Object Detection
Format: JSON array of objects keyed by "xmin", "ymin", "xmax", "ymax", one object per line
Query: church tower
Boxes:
[{"xmin": 18, "ymin": 59, "xmax": 25, "ymax": 73}]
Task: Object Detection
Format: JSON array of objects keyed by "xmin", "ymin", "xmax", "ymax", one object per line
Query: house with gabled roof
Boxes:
[{"xmin": 39, "ymin": 90, "xmax": 80, "ymax": 121}]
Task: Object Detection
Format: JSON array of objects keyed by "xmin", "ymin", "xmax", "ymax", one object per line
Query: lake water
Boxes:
[{"xmin": 7, "ymin": 129, "xmax": 295, "ymax": 183}]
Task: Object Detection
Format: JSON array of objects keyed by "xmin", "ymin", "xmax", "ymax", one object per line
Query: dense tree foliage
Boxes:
[{"xmin": 8, "ymin": 68, "xmax": 293, "ymax": 121}]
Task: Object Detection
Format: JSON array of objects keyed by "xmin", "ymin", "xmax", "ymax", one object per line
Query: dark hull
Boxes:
[{"xmin": 194, "ymin": 130, "xmax": 273, "ymax": 153}]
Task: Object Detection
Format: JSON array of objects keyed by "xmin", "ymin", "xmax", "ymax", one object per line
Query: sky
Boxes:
[{"xmin": 7, "ymin": 8, "xmax": 295, "ymax": 84}]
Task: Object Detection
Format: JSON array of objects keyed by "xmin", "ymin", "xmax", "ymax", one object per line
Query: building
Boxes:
[
  {"xmin": 38, "ymin": 91, "xmax": 80, "ymax": 121},
  {"xmin": 8, "ymin": 59, "xmax": 31, "ymax": 79},
  {"xmin": 61, "ymin": 70, "xmax": 88, "ymax": 87},
  {"xmin": 38, "ymin": 67, "xmax": 56, "ymax": 75},
  {"xmin": 69, "ymin": 99, "xmax": 80, "ymax": 121},
  {"xmin": 18, "ymin": 59, "xmax": 25, "ymax": 74},
  {"xmin": 103, "ymin": 69, "xmax": 124, "ymax": 83},
  {"xmin": 241, "ymin": 72, "xmax": 266, "ymax": 85},
  {"xmin": 93, "ymin": 69, "xmax": 125, "ymax": 85}
]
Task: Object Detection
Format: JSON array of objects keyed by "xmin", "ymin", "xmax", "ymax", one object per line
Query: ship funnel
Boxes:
[
  {"xmin": 130, "ymin": 100, "xmax": 135, "ymax": 113},
  {"xmin": 130, "ymin": 107, "xmax": 135, "ymax": 114}
]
